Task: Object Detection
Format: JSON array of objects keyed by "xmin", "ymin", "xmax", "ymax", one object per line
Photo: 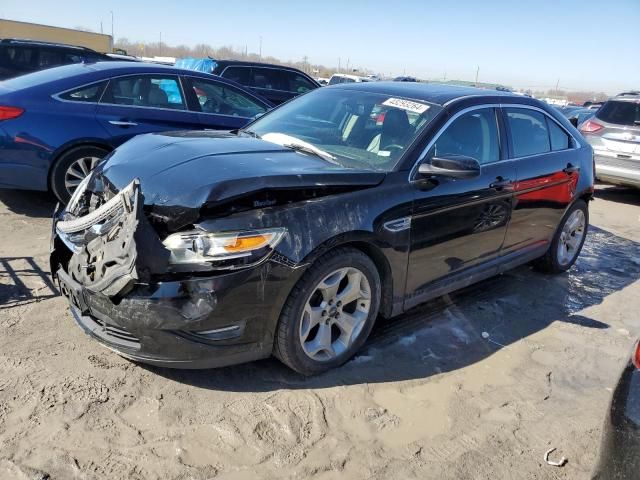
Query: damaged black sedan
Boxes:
[{"xmin": 51, "ymin": 83, "xmax": 594, "ymax": 375}]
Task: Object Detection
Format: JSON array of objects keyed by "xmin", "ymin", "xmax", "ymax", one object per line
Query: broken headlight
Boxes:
[{"xmin": 162, "ymin": 228, "xmax": 286, "ymax": 268}]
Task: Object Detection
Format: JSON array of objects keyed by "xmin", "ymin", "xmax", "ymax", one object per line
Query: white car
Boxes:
[{"xmin": 328, "ymin": 73, "xmax": 370, "ymax": 85}]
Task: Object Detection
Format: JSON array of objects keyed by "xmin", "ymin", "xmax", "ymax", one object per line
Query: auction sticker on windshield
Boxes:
[{"xmin": 382, "ymin": 98, "xmax": 430, "ymax": 114}]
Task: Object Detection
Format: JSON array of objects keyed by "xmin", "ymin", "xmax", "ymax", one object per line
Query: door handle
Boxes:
[
  {"xmin": 108, "ymin": 120, "xmax": 138, "ymax": 127},
  {"xmin": 563, "ymin": 163, "xmax": 580, "ymax": 174},
  {"xmin": 490, "ymin": 177, "xmax": 513, "ymax": 190}
]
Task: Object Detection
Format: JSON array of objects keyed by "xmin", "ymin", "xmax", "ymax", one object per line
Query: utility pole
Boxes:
[
  {"xmin": 110, "ymin": 11, "xmax": 114, "ymax": 40},
  {"xmin": 555, "ymin": 78, "xmax": 560, "ymax": 95},
  {"xmin": 475, "ymin": 65, "xmax": 480, "ymax": 87},
  {"xmin": 338, "ymin": 57, "xmax": 341, "ymax": 73},
  {"xmin": 159, "ymin": 32, "xmax": 162, "ymax": 55},
  {"xmin": 259, "ymin": 36, "xmax": 262, "ymax": 59}
]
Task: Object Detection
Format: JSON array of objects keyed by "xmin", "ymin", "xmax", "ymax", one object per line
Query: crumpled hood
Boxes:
[{"xmin": 92, "ymin": 130, "xmax": 386, "ymax": 230}]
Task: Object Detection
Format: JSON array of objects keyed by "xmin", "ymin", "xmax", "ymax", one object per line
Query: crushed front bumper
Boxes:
[{"xmin": 51, "ymin": 180, "xmax": 301, "ymax": 368}]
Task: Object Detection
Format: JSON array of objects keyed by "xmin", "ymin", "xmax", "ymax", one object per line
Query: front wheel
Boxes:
[
  {"xmin": 274, "ymin": 247, "xmax": 381, "ymax": 375},
  {"xmin": 534, "ymin": 199, "xmax": 589, "ymax": 273},
  {"xmin": 50, "ymin": 146, "xmax": 109, "ymax": 204}
]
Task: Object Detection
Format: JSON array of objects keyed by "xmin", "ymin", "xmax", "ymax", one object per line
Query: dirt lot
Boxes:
[{"xmin": 1, "ymin": 185, "xmax": 639, "ymax": 480}]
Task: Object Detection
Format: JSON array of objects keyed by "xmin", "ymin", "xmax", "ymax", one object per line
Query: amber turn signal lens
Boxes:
[{"xmin": 223, "ymin": 234, "xmax": 271, "ymax": 253}]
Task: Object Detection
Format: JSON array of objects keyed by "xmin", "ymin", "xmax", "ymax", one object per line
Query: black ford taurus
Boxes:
[{"xmin": 50, "ymin": 83, "xmax": 594, "ymax": 375}]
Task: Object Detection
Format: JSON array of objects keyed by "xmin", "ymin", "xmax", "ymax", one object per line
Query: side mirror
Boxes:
[
  {"xmin": 418, "ymin": 154, "xmax": 481, "ymax": 179},
  {"xmin": 569, "ymin": 116, "xmax": 579, "ymax": 127}
]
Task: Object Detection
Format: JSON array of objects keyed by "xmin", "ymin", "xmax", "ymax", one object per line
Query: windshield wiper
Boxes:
[
  {"xmin": 261, "ymin": 132, "xmax": 338, "ymax": 164},
  {"xmin": 282, "ymin": 142, "xmax": 338, "ymax": 163},
  {"xmin": 238, "ymin": 128, "xmax": 261, "ymax": 139}
]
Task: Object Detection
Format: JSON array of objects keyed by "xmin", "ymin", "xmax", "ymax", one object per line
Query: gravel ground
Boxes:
[{"xmin": 0, "ymin": 184, "xmax": 639, "ymax": 480}]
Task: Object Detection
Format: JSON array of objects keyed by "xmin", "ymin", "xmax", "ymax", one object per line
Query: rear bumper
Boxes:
[{"xmin": 594, "ymin": 153, "xmax": 640, "ymax": 188}]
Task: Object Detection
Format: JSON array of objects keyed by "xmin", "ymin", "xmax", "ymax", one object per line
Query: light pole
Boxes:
[{"xmin": 110, "ymin": 11, "xmax": 114, "ymax": 45}]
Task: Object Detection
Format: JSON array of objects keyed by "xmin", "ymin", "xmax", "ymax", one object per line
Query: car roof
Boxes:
[
  {"xmin": 0, "ymin": 61, "xmax": 273, "ymax": 106},
  {"xmin": 325, "ymin": 81, "xmax": 528, "ymax": 107},
  {"xmin": 214, "ymin": 60, "xmax": 306, "ymax": 73},
  {"xmin": 610, "ymin": 92, "xmax": 640, "ymax": 102},
  {"xmin": 0, "ymin": 38, "xmax": 98, "ymax": 52}
]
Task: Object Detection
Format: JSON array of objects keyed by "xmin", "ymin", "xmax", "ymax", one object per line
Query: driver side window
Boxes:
[{"xmin": 430, "ymin": 108, "xmax": 500, "ymax": 164}]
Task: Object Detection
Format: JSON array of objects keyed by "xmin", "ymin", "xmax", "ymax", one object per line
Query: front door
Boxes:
[
  {"xmin": 405, "ymin": 107, "xmax": 515, "ymax": 307},
  {"xmin": 95, "ymin": 74, "xmax": 202, "ymax": 146}
]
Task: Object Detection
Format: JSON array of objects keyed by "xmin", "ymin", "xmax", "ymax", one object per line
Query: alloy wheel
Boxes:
[
  {"xmin": 557, "ymin": 209, "xmax": 586, "ymax": 266},
  {"xmin": 299, "ymin": 267, "xmax": 371, "ymax": 361},
  {"xmin": 64, "ymin": 156, "xmax": 101, "ymax": 196}
]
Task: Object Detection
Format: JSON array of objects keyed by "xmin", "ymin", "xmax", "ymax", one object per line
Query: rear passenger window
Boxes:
[
  {"xmin": 429, "ymin": 108, "xmax": 500, "ymax": 164},
  {"xmin": 3, "ymin": 46, "xmax": 35, "ymax": 69},
  {"xmin": 38, "ymin": 49, "xmax": 63, "ymax": 68},
  {"xmin": 547, "ymin": 118, "xmax": 571, "ymax": 151},
  {"xmin": 102, "ymin": 75, "xmax": 185, "ymax": 109},
  {"xmin": 506, "ymin": 108, "xmax": 550, "ymax": 157},
  {"xmin": 251, "ymin": 68, "xmax": 286, "ymax": 91},
  {"xmin": 59, "ymin": 81, "xmax": 107, "ymax": 103},
  {"xmin": 222, "ymin": 66, "xmax": 251, "ymax": 85}
]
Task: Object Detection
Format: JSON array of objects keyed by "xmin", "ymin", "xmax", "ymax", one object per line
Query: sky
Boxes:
[{"xmin": 1, "ymin": 0, "xmax": 638, "ymax": 94}]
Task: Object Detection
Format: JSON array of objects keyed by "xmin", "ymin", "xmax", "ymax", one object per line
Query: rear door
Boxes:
[
  {"xmin": 95, "ymin": 74, "xmax": 202, "ymax": 145},
  {"xmin": 501, "ymin": 106, "xmax": 580, "ymax": 255},
  {"xmin": 182, "ymin": 76, "xmax": 269, "ymax": 129},
  {"xmin": 405, "ymin": 106, "xmax": 516, "ymax": 307}
]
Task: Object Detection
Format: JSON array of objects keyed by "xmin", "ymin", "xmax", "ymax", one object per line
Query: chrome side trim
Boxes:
[{"xmin": 383, "ymin": 217, "xmax": 411, "ymax": 232}]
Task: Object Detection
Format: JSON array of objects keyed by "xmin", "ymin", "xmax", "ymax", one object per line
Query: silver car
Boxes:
[{"xmin": 580, "ymin": 92, "xmax": 640, "ymax": 188}]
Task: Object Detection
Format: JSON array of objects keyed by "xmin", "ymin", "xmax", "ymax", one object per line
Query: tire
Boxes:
[
  {"xmin": 50, "ymin": 146, "xmax": 109, "ymax": 204},
  {"xmin": 534, "ymin": 199, "xmax": 589, "ymax": 274},
  {"xmin": 274, "ymin": 247, "xmax": 381, "ymax": 375}
]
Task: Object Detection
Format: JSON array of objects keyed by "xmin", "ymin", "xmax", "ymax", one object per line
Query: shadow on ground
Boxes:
[
  {"xmin": 149, "ymin": 225, "xmax": 640, "ymax": 392},
  {"xmin": 0, "ymin": 189, "xmax": 57, "ymax": 218},
  {"xmin": 595, "ymin": 184, "xmax": 640, "ymax": 206},
  {"xmin": 0, "ymin": 256, "xmax": 58, "ymax": 310}
]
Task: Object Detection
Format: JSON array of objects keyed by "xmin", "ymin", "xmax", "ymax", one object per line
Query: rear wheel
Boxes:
[
  {"xmin": 274, "ymin": 247, "xmax": 381, "ymax": 375},
  {"xmin": 534, "ymin": 199, "xmax": 588, "ymax": 273},
  {"xmin": 50, "ymin": 146, "xmax": 109, "ymax": 204}
]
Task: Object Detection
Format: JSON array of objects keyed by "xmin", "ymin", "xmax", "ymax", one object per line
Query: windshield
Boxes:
[{"xmin": 248, "ymin": 87, "xmax": 442, "ymax": 171}]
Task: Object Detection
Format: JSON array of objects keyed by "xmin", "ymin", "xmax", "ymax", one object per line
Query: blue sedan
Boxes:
[{"xmin": 0, "ymin": 61, "xmax": 272, "ymax": 202}]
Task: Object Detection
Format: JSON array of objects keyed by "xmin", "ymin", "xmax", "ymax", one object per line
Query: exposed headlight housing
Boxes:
[
  {"xmin": 65, "ymin": 173, "xmax": 92, "ymax": 215},
  {"xmin": 162, "ymin": 228, "xmax": 286, "ymax": 269}
]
